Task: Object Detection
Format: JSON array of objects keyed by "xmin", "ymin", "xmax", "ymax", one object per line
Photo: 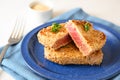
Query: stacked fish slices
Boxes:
[{"xmin": 37, "ymin": 20, "xmax": 106, "ymax": 65}]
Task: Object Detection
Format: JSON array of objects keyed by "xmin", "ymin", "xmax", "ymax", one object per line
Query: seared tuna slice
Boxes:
[
  {"xmin": 65, "ymin": 20, "xmax": 106, "ymax": 56},
  {"xmin": 37, "ymin": 23, "xmax": 72, "ymax": 50},
  {"xmin": 44, "ymin": 42, "xmax": 103, "ymax": 65}
]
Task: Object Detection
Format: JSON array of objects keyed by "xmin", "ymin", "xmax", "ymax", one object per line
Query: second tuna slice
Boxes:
[
  {"xmin": 65, "ymin": 20, "xmax": 106, "ymax": 56},
  {"xmin": 37, "ymin": 23, "xmax": 72, "ymax": 50}
]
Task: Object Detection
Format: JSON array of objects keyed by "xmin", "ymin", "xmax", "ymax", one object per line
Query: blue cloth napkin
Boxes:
[{"xmin": 0, "ymin": 8, "xmax": 120, "ymax": 80}]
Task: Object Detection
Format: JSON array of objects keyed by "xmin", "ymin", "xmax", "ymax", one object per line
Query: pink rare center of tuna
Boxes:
[
  {"xmin": 66, "ymin": 23, "xmax": 90, "ymax": 55},
  {"xmin": 53, "ymin": 34, "xmax": 72, "ymax": 49}
]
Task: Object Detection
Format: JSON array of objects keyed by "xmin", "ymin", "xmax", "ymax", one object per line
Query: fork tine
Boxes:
[
  {"xmin": 17, "ymin": 18, "xmax": 25, "ymax": 39},
  {"xmin": 14, "ymin": 16, "xmax": 24, "ymax": 38},
  {"xmin": 10, "ymin": 17, "xmax": 20, "ymax": 38},
  {"xmin": 10, "ymin": 16, "xmax": 25, "ymax": 39}
]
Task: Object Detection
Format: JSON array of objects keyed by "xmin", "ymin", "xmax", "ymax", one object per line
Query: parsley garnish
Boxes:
[
  {"xmin": 51, "ymin": 23, "xmax": 61, "ymax": 32},
  {"xmin": 84, "ymin": 22, "xmax": 89, "ymax": 32}
]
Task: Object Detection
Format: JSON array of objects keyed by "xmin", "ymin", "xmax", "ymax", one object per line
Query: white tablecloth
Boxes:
[{"xmin": 0, "ymin": 0, "xmax": 120, "ymax": 80}]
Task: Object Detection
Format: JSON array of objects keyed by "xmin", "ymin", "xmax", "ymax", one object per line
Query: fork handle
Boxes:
[{"xmin": 0, "ymin": 44, "xmax": 10, "ymax": 63}]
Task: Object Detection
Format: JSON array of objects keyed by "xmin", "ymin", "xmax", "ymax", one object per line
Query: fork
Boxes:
[{"xmin": 0, "ymin": 17, "xmax": 25, "ymax": 63}]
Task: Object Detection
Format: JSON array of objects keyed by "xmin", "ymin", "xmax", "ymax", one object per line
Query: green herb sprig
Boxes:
[
  {"xmin": 84, "ymin": 22, "xmax": 89, "ymax": 32},
  {"xmin": 51, "ymin": 23, "xmax": 61, "ymax": 32}
]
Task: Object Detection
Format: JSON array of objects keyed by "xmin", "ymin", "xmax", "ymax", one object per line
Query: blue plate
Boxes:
[{"xmin": 21, "ymin": 20, "xmax": 120, "ymax": 80}]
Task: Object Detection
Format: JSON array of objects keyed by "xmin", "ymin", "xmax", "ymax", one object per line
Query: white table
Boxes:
[{"xmin": 0, "ymin": 0, "xmax": 120, "ymax": 80}]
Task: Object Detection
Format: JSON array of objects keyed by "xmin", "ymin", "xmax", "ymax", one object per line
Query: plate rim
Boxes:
[{"xmin": 21, "ymin": 19, "xmax": 120, "ymax": 80}]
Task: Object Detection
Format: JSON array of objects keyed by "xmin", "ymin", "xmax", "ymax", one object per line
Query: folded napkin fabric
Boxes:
[{"xmin": 0, "ymin": 8, "xmax": 120, "ymax": 80}]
